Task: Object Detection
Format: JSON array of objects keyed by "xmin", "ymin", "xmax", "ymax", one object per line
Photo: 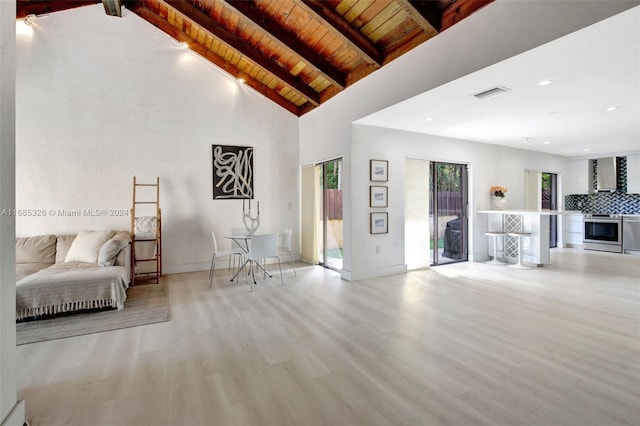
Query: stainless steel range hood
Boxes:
[{"xmin": 596, "ymin": 157, "xmax": 617, "ymax": 192}]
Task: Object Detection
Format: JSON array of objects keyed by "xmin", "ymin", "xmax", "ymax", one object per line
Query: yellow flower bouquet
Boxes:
[{"xmin": 490, "ymin": 186, "xmax": 508, "ymax": 198}]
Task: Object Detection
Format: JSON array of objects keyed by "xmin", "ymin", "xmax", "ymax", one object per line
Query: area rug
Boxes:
[{"xmin": 16, "ymin": 282, "xmax": 170, "ymax": 345}]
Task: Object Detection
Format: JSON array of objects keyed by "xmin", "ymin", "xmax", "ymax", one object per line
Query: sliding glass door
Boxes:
[
  {"xmin": 316, "ymin": 159, "xmax": 343, "ymax": 271},
  {"xmin": 542, "ymin": 172, "xmax": 558, "ymax": 248},
  {"xmin": 430, "ymin": 162, "xmax": 468, "ymax": 265}
]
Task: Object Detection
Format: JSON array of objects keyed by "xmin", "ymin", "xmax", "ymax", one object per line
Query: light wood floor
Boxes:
[{"xmin": 17, "ymin": 248, "xmax": 640, "ymax": 426}]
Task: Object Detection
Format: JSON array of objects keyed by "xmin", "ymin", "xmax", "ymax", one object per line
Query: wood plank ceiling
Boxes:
[{"xmin": 17, "ymin": 0, "xmax": 494, "ymax": 116}]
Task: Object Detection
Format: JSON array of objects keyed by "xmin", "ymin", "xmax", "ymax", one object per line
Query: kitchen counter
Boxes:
[{"xmin": 477, "ymin": 210, "xmax": 556, "ymax": 265}]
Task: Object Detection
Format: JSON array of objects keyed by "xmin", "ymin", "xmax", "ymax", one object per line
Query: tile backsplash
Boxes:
[
  {"xmin": 565, "ymin": 156, "xmax": 640, "ymax": 214},
  {"xmin": 565, "ymin": 192, "xmax": 640, "ymax": 214}
]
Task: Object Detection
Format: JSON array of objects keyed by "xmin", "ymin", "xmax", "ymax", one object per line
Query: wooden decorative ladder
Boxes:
[{"xmin": 130, "ymin": 176, "xmax": 162, "ymax": 284}]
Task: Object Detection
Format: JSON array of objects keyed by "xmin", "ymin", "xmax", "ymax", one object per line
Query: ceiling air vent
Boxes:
[{"xmin": 472, "ymin": 86, "xmax": 511, "ymax": 100}]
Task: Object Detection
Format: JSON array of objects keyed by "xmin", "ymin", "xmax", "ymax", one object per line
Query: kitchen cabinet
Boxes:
[
  {"xmin": 564, "ymin": 213, "xmax": 583, "ymax": 247},
  {"xmin": 569, "ymin": 159, "xmax": 590, "ymax": 194},
  {"xmin": 626, "ymin": 155, "xmax": 640, "ymax": 193}
]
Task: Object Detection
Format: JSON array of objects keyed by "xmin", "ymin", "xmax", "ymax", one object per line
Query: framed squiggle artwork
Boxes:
[{"xmin": 212, "ymin": 145, "xmax": 254, "ymax": 199}]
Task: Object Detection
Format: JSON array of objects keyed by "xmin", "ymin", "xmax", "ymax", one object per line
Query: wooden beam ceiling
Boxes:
[
  {"xmin": 397, "ymin": 0, "xmax": 438, "ymax": 36},
  {"xmin": 16, "ymin": 0, "xmax": 495, "ymax": 116},
  {"xmin": 441, "ymin": 0, "xmax": 494, "ymax": 31},
  {"xmin": 223, "ymin": 0, "xmax": 347, "ymax": 89},
  {"xmin": 16, "ymin": 0, "xmax": 98, "ymax": 19},
  {"xmin": 162, "ymin": 0, "xmax": 321, "ymax": 106},
  {"xmin": 297, "ymin": 0, "xmax": 384, "ymax": 67},
  {"xmin": 127, "ymin": 2, "xmax": 308, "ymax": 116}
]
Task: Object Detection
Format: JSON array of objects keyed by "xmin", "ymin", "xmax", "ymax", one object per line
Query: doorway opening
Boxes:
[
  {"xmin": 429, "ymin": 162, "xmax": 468, "ymax": 265},
  {"xmin": 316, "ymin": 159, "xmax": 343, "ymax": 271}
]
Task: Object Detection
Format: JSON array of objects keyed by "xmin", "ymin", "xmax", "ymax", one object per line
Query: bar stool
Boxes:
[
  {"xmin": 485, "ymin": 231, "xmax": 506, "ymax": 265},
  {"xmin": 508, "ymin": 231, "xmax": 533, "ymax": 269}
]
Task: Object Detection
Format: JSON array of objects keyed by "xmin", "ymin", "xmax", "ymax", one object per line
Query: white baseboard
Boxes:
[
  {"xmin": 469, "ymin": 253, "xmax": 489, "ymax": 262},
  {"xmin": 164, "ymin": 262, "xmax": 211, "ymax": 275},
  {"xmin": 340, "ymin": 269, "xmax": 352, "ymax": 281},
  {"xmin": 346, "ymin": 264, "xmax": 407, "ymax": 281},
  {"xmin": 167, "ymin": 259, "xmax": 410, "ymax": 282},
  {"xmin": 1, "ymin": 400, "xmax": 25, "ymax": 426}
]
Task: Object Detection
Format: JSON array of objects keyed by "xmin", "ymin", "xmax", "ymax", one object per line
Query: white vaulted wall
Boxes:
[
  {"xmin": 299, "ymin": 1, "xmax": 636, "ymax": 281},
  {"xmin": 15, "ymin": 5, "xmax": 300, "ymax": 273},
  {"xmin": 1, "ymin": 3, "xmax": 24, "ymax": 425}
]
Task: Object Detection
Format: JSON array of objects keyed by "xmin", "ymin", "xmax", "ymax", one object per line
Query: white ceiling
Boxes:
[{"xmin": 355, "ymin": 6, "xmax": 640, "ymax": 158}]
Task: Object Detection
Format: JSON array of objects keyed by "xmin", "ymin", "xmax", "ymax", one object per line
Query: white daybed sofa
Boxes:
[{"xmin": 16, "ymin": 230, "xmax": 131, "ymax": 321}]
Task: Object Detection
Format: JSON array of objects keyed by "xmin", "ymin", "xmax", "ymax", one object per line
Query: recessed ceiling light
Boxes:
[
  {"xmin": 584, "ymin": 148, "xmax": 590, "ymax": 152},
  {"xmin": 424, "ymin": 117, "xmax": 433, "ymax": 122},
  {"xmin": 539, "ymin": 79, "xmax": 552, "ymax": 86},
  {"xmin": 543, "ymin": 141, "xmax": 551, "ymax": 145},
  {"xmin": 178, "ymin": 41, "xmax": 188, "ymax": 48},
  {"xmin": 237, "ymin": 77, "xmax": 246, "ymax": 84},
  {"xmin": 606, "ymin": 106, "xmax": 619, "ymax": 111}
]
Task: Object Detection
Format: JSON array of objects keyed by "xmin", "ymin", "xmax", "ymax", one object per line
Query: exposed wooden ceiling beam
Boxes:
[
  {"xmin": 223, "ymin": 0, "xmax": 347, "ymax": 90},
  {"xmin": 406, "ymin": 0, "xmax": 446, "ymax": 31},
  {"xmin": 396, "ymin": 0, "xmax": 438, "ymax": 37},
  {"xmin": 127, "ymin": 3, "xmax": 307, "ymax": 115},
  {"xmin": 16, "ymin": 0, "xmax": 98, "ymax": 19},
  {"xmin": 161, "ymin": 0, "xmax": 320, "ymax": 107},
  {"xmin": 441, "ymin": 0, "xmax": 494, "ymax": 31},
  {"xmin": 380, "ymin": 31, "xmax": 430, "ymax": 65},
  {"xmin": 297, "ymin": 0, "xmax": 384, "ymax": 67}
]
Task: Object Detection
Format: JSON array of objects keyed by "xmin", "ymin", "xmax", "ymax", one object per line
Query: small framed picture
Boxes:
[
  {"xmin": 370, "ymin": 159, "xmax": 388, "ymax": 182},
  {"xmin": 370, "ymin": 186, "xmax": 388, "ymax": 208},
  {"xmin": 370, "ymin": 212, "xmax": 388, "ymax": 234}
]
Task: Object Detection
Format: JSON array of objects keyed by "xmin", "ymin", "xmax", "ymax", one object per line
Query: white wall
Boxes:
[
  {"xmin": 1, "ymin": 3, "xmax": 25, "ymax": 426},
  {"xmin": 15, "ymin": 5, "xmax": 300, "ymax": 273},
  {"xmin": 404, "ymin": 159, "xmax": 430, "ymax": 270},
  {"xmin": 299, "ymin": 1, "xmax": 634, "ymax": 280},
  {"xmin": 350, "ymin": 124, "xmax": 571, "ymax": 281}
]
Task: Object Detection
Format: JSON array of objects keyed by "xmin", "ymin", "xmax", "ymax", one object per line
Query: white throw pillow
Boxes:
[
  {"xmin": 65, "ymin": 230, "xmax": 114, "ymax": 263},
  {"xmin": 98, "ymin": 234, "xmax": 130, "ymax": 267},
  {"xmin": 134, "ymin": 216, "xmax": 157, "ymax": 240}
]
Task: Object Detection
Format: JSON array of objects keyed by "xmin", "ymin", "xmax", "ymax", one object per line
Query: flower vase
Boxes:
[{"xmin": 492, "ymin": 196, "xmax": 507, "ymax": 210}]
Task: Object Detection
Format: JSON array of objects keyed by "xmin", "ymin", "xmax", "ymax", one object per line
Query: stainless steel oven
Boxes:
[{"xmin": 583, "ymin": 214, "xmax": 622, "ymax": 253}]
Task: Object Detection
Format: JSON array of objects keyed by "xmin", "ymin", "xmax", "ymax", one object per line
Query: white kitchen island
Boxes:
[{"xmin": 477, "ymin": 210, "xmax": 570, "ymax": 265}]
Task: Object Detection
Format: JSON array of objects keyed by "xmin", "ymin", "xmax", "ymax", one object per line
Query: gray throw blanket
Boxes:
[{"xmin": 16, "ymin": 262, "xmax": 129, "ymax": 321}]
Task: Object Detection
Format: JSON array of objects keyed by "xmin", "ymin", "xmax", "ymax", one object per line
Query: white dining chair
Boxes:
[
  {"xmin": 245, "ymin": 233, "xmax": 283, "ymax": 291},
  {"xmin": 229, "ymin": 227, "xmax": 247, "ymax": 273},
  {"xmin": 209, "ymin": 230, "xmax": 244, "ymax": 287},
  {"xmin": 278, "ymin": 228, "xmax": 296, "ymax": 276}
]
